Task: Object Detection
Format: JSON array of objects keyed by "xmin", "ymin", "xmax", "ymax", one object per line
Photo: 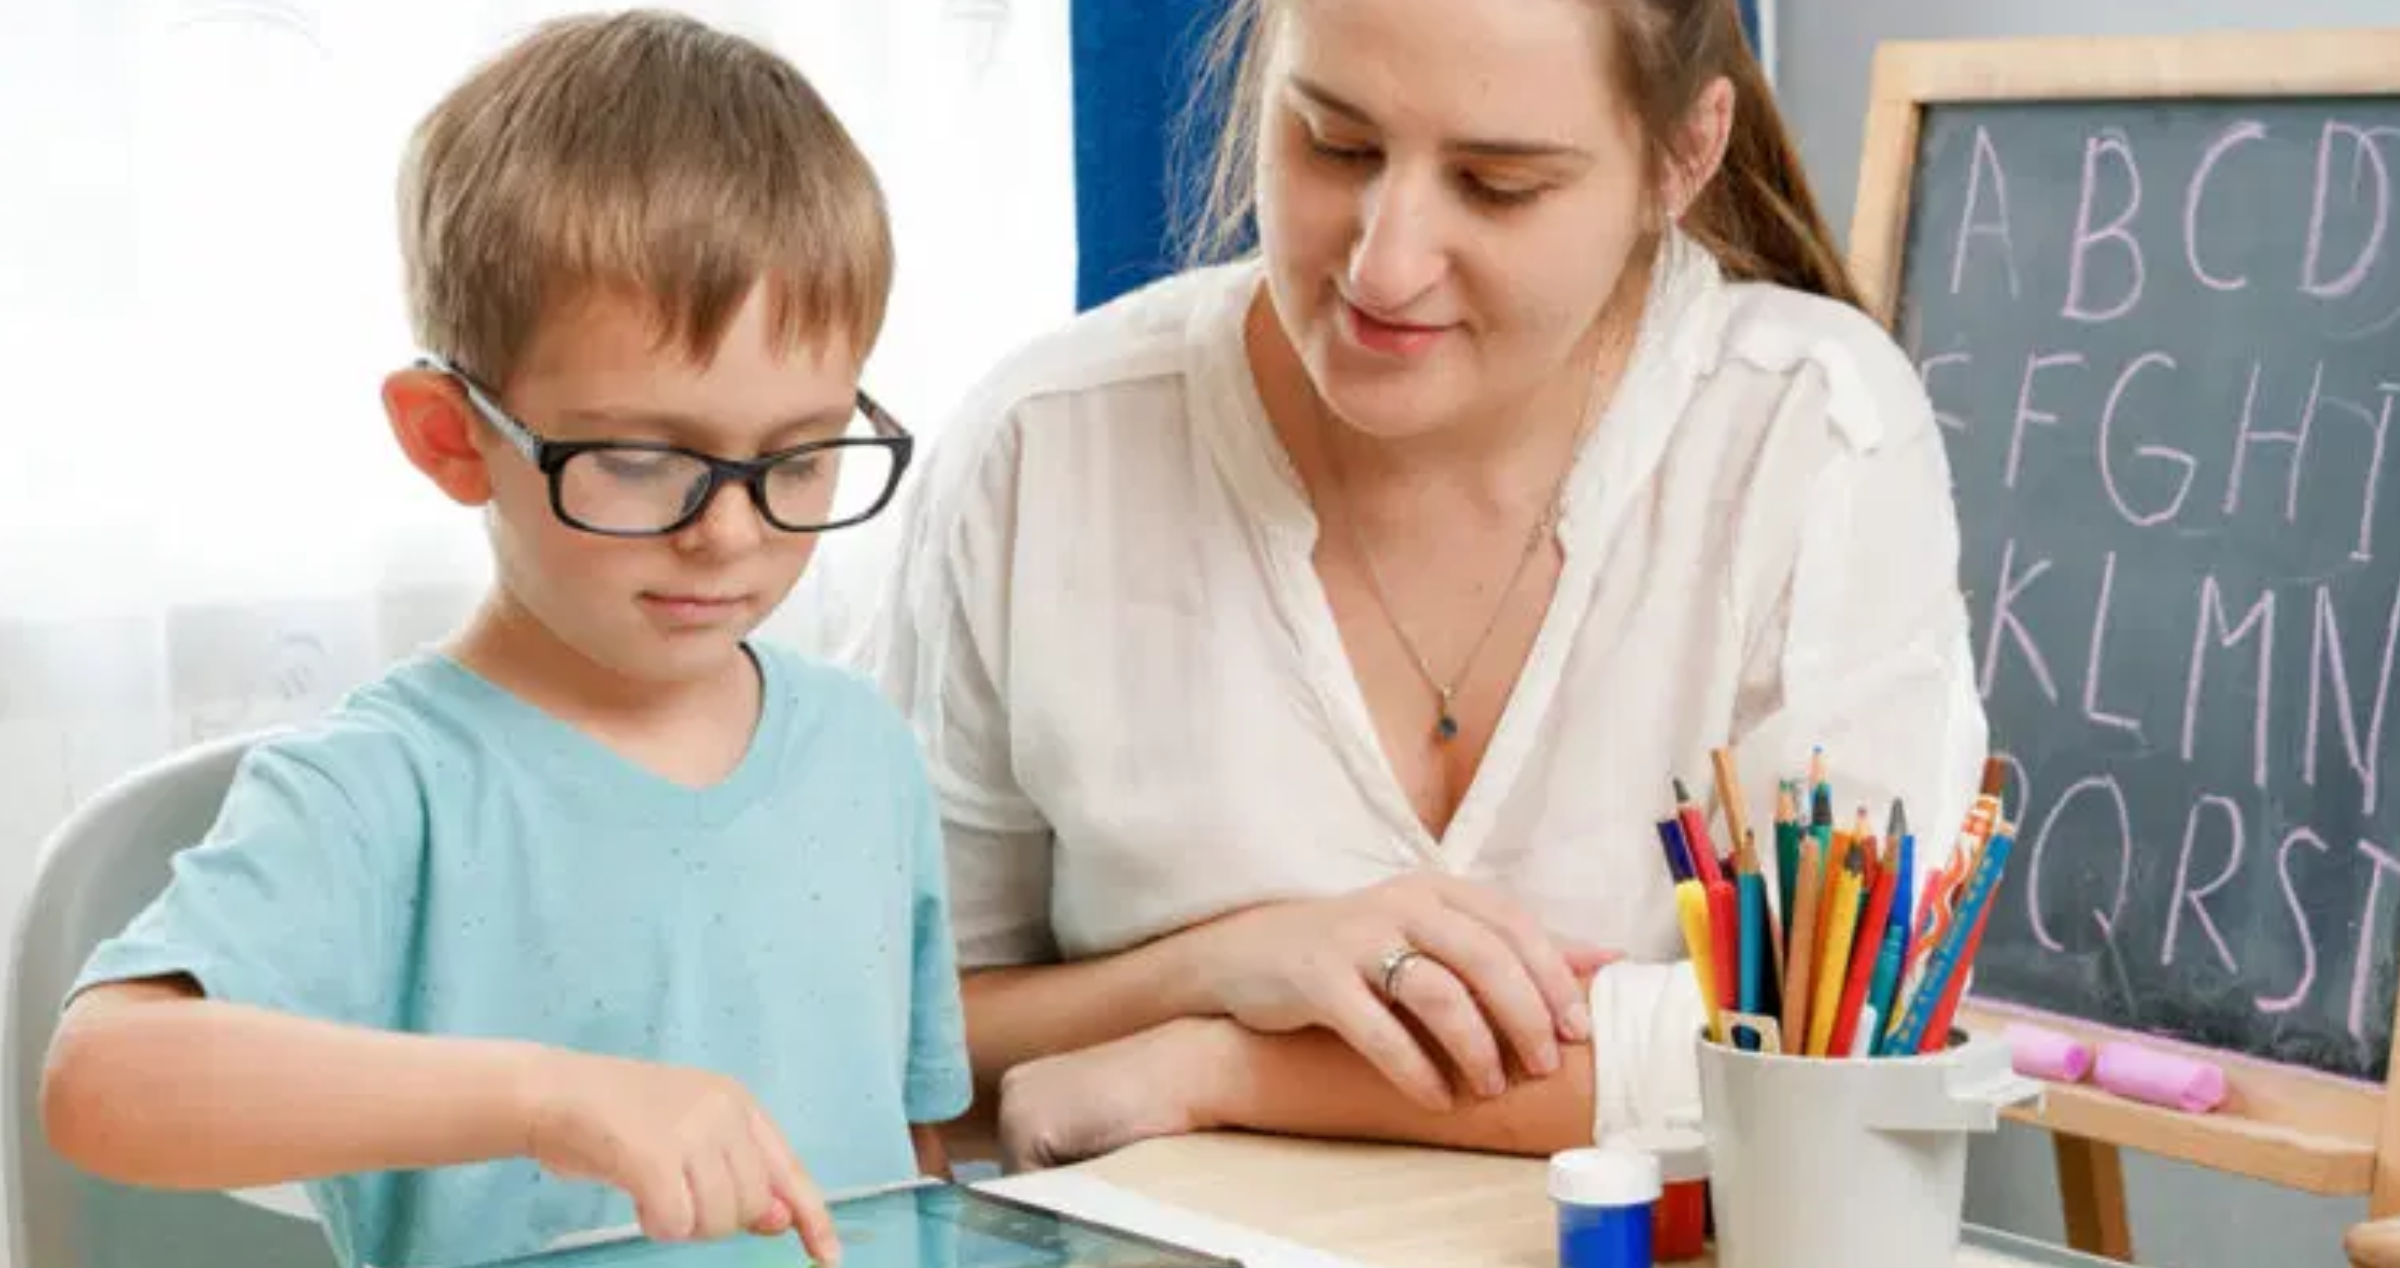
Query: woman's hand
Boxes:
[
  {"xmin": 525, "ymin": 1050, "xmax": 841, "ymax": 1264},
  {"xmin": 994, "ymin": 1018, "xmax": 1241, "ymax": 1172},
  {"xmin": 1190, "ymin": 875, "xmax": 1614, "ymax": 1110}
]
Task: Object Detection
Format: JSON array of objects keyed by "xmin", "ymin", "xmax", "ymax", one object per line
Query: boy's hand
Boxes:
[{"xmin": 523, "ymin": 1050, "xmax": 841, "ymax": 1264}]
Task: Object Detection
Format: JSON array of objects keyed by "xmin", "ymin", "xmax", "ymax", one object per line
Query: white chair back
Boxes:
[{"xmin": 3, "ymin": 729, "xmax": 327, "ymax": 1268}]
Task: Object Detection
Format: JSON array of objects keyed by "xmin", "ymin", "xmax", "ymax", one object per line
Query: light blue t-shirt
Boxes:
[{"xmin": 72, "ymin": 644, "xmax": 972, "ymax": 1268}]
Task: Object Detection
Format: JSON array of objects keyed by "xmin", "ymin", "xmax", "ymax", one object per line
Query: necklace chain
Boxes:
[{"xmin": 1321, "ymin": 371, "xmax": 1599, "ymax": 745}]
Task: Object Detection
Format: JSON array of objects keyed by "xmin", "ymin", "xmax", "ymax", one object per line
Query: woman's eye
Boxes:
[
  {"xmin": 1305, "ymin": 131, "xmax": 1377, "ymax": 164},
  {"xmin": 1462, "ymin": 173, "xmax": 1545, "ymax": 207}
]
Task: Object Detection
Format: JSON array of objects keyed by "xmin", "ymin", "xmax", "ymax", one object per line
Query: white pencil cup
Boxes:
[{"xmin": 1695, "ymin": 1029, "xmax": 2042, "ymax": 1268}]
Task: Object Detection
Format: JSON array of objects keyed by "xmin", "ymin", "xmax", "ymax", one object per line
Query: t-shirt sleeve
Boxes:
[
  {"xmin": 70, "ymin": 736, "xmax": 417, "ymax": 1031},
  {"xmin": 896, "ymin": 736, "xmax": 975, "ymax": 1124}
]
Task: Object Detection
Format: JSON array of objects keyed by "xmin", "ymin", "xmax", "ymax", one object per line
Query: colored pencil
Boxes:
[
  {"xmin": 1673, "ymin": 778, "xmax": 1723, "ymax": 887},
  {"xmin": 1657, "ymin": 818, "xmax": 1693, "ymax": 883},
  {"xmin": 1780, "ymin": 839, "xmax": 1823, "ymax": 1047},
  {"xmin": 1677, "ymin": 880, "xmax": 1727, "ymax": 1044},
  {"xmin": 1827, "ymin": 834, "xmax": 1897, "ymax": 1057},
  {"xmin": 1710, "ymin": 747, "xmax": 1752, "ymax": 870},
  {"xmin": 1774, "ymin": 783, "xmax": 1801, "ymax": 955},
  {"xmin": 1807, "ymin": 835, "xmax": 1870, "ymax": 1056},
  {"xmin": 1889, "ymin": 829, "xmax": 2017, "ymax": 1055},
  {"xmin": 1749, "ymin": 828, "xmax": 1786, "ymax": 1014},
  {"xmin": 1921, "ymin": 824, "xmax": 2017, "ymax": 1052}
]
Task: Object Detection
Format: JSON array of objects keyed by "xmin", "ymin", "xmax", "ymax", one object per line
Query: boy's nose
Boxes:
[{"xmin": 675, "ymin": 478, "xmax": 769, "ymax": 554}]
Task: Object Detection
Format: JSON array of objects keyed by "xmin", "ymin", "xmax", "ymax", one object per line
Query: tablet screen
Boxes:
[{"xmin": 482, "ymin": 1182, "xmax": 1242, "ymax": 1268}]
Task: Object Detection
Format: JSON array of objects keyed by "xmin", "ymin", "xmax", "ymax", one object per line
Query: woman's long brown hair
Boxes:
[{"xmin": 1175, "ymin": 0, "xmax": 1862, "ymax": 312}]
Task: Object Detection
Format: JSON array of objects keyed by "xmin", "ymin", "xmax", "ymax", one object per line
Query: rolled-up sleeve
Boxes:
[{"xmin": 1586, "ymin": 326, "xmax": 1989, "ymax": 1140}]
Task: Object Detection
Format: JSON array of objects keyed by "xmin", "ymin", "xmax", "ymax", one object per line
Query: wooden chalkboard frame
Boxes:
[{"xmin": 1844, "ymin": 28, "xmax": 2400, "ymax": 1263}]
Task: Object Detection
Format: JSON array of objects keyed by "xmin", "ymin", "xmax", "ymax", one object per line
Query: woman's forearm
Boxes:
[
  {"xmin": 1200, "ymin": 1023, "xmax": 1595, "ymax": 1156},
  {"xmin": 962, "ymin": 930, "xmax": 1225, "ymax": 1095}
]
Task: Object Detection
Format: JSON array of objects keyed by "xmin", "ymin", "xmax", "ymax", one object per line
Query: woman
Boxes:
[{"xmin": 862, "ymin": 0, "xmax": 1986, "ymax": 1169}]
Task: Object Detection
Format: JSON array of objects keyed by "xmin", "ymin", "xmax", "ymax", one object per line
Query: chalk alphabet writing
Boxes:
[
  {"xmin": 2082, "ymin": 550, "xmax": 2143, "ymax": 738},
  {"xmin": 2186, "ymin": 120, "xmax": 2267, "ymax": 293},
  {"xmin": 2303, "ymin": 121, "xmax": 2394, "ymax": 300},
  {"xmin": 1899, "ymin": 97, "xmax": 2400, "ymax": 1080},
  {"xmin": 2097, "ymin": 350, "xmax": 2198, "ymax": 527},
  {"xmin": 2064, "ymin": 129, "xmax": 2147, "ymax": 322},
  {"xmin": 1953, "ymin": 125, "xmax": 2023, "ymax": 299}
]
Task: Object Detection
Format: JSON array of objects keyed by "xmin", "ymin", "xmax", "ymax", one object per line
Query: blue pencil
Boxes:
[
  {"xmin": 1657, "ymin": 819, "xmax": 1694, "ymax": 882},
  {"xmin": 1886, "ymin": 831, "xmax": 2016, "ymax": 1054},
  {"xmin": 1863, "ymin": 921, "xmax": 1907, "ymax": 1056},
  {"xmin": 1738, "ymin": 873, "xmax": 1764, "ymax": 1016}
]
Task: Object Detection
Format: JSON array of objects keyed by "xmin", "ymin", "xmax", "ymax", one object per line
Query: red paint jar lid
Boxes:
[{"xmin": 1604, "ymin": 1125, "xmax": 1710, "ymax": 1184}]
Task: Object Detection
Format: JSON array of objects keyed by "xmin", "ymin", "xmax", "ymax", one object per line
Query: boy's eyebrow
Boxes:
[
  {"xmin": 1286, "ymin": 76, "xmax": 1589, "ymax": 161},
  {"xmin": 554, "ymin": 402, "xmax": 856, "ymax": 442}
]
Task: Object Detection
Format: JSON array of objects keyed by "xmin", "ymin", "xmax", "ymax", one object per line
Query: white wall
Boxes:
[{"xmin": 1776, "ymin": 2, "xmax": 2394, "ymax": 1263}]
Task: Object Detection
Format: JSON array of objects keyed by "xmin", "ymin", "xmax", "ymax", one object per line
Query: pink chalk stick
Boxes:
[
  {"xmin": 2093, "ymin": 1041, "xmax": 2229, "ymax": 1113},
  {"xmin": 2005, "ymin": 1023, "xmax": 2093, "ymax": 1084}
]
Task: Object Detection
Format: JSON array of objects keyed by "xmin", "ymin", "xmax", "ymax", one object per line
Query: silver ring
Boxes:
[{"xmin": 1376, "ymin": 944, "xmax": 1425, "ymax": 1003}]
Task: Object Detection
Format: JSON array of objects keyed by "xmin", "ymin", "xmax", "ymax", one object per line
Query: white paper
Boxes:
[{"xmin": 976, "ymin": 1170, "xmax": 1374, "ymax": 1268}]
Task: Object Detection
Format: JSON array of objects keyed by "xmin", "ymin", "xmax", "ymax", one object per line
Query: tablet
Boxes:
[{"xmin": 483, "ymin": 1180, "xmax": 1244, "ymax": 1268}]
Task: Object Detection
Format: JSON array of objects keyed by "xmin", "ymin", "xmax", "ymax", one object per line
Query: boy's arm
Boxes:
[
  {"xmin": 43, "ymin": 977, "xmax": 540, "ymax": 1189},
  {"xmin": 909, "ymin": 1124, "xmax": 951, "ymax": 1179},
  {"xmin": 46, "ymin": 975, "xmax": 843, "ymax": 1256}
]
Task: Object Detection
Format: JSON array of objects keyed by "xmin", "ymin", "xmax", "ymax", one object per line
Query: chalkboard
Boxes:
[{"xmin": 1892, "ymin": 96, "xmax": 2400, "ymax": 1083}]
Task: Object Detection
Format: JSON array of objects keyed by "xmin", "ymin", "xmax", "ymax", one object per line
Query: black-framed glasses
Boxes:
[{"xmin": 418, "ymin": 355, "xmax": 914, "ymax": 538}]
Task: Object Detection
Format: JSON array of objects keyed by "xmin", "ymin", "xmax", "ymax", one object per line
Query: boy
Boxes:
[{"xmin": 38, "ymin": 12, "xmax": 965, "ymax": 1268}]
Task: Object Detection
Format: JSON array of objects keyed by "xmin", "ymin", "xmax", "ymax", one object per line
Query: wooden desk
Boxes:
[{"xmin": 1067, "ymin": 1132, "xmax": 2122, "ymax": 1268}]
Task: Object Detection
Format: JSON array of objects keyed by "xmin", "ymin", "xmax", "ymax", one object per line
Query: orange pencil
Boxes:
[
  {"xmin": 1710, "ymin": 747, "xmax": 1753, "ymax": 865},
  {"xmin": 1812, "ymin": 826, "xmax": 1850, "ymax": 993},
  {"xmin": 1827, "ymin": 836, "xmax": 1898, "ymax": 1056},
  {"xmin": 1806, "ymin": 836, "xmax": 1870, "ymax": 1055},
  {"xmin": 1780, "ymin": 840, "xmax": 1824, "ymax": 1046}
]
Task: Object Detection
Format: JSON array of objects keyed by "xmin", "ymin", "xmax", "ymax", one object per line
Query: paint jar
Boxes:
[
  {"xmin": 1549, "ymin": 1146, "xmax": 1659, "ymax": 1268},
  {"xmin": 1606, "ymin": 1125, "xmax": 1710, "ymax": 1263}
]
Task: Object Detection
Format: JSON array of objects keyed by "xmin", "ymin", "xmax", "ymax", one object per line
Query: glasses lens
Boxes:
[
  {"xmin": 557, "ymin": 448, "xmax": 713, "ymax": 533},
  {"xmin": 763, "ymin": 419, "xmax": 900, "ymax": 530}
]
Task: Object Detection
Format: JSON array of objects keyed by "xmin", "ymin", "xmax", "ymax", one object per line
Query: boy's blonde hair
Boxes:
[{"xmin": 398, "ymin": 10, "xmax": 891, "ymax": 386}]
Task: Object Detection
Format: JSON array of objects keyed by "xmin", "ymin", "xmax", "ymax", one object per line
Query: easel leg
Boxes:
[{"xmin": 2054, "ymin": 1135, "xmax": 2135, "ymax": 1261}]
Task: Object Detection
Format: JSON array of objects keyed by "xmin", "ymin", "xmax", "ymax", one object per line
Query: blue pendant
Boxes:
[{"xmin": 1436, "ymin": 713, "xmax": 1460, "ymax": 742}]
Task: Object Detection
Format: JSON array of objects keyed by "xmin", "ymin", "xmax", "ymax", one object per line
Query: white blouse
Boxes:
[{"xmin": 854, "ymin": 231, "xmax": 1989, "ymax": 1139}]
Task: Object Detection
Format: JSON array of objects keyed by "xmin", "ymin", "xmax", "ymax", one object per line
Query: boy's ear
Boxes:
[{"xmin": 382, "ymin": 369, "xmax": 493, "ymax": 506}]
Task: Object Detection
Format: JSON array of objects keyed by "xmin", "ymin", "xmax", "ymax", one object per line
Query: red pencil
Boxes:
[
  {"xmin": 1828, "ymin": 838, "xmax": 1897, "ymax": 1056},
  {"xmin": 1706, "ymin": 877, "xmax": 1739, "ymax": 1008},
  {"xmin": 1674, "ymin": 779, "xmax": 1724, "ymax": 888}
]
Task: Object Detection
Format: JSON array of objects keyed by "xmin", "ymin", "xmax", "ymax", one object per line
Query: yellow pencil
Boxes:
[
  {"xmin": 1808, "ymin": 837, "xmax": 1871, "ymax": 1056},
  {"xmin": 1676, "ymin": 880, "xmax": 1727, "ymax": 1045}
]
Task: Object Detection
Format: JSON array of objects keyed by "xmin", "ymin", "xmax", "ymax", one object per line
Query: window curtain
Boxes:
[{"xmin": 0, "ymin": 0, "xmax": 1073, "ymax": 1140}]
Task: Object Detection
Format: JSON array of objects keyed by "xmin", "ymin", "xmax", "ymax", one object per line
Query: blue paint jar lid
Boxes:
[{"xmin": 1548, "ymin": 1147, "xmax": 1661, "ymax": 1209}]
